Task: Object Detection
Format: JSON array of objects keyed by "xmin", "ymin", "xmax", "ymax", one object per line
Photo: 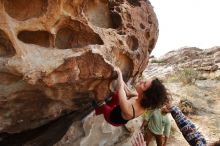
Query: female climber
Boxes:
[{"xmin": 92, "ymin": 67, "xmax": 171, "ymax": 126}]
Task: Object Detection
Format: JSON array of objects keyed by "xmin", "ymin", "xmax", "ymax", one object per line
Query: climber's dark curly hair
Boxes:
[{"xmin": 140, "ymin": 78, "xmax": 170, "ymax": 109}]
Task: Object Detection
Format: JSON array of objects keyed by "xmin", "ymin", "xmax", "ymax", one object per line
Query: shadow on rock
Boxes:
[{"xmin": 0, "ymin": 104, "xmax": 93, "ymax": 146}]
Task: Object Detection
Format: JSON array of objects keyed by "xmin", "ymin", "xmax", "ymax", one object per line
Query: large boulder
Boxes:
[{"xmin": 0, "ymin": 0, "xmax": 158, "ymax": 135}]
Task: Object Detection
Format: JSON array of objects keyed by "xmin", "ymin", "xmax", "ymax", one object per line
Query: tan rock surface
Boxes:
[{"xmin": 0, "ymin": 0, "xmax": 158, "ymax": 139}]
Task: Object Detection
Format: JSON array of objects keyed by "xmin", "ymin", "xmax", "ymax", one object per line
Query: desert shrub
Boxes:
[
  {"xmin": 175, "ymin": 68, "xmax": 198, "ymax": 84},
  {"xmin": 178, "ymin": 99, "xmax": 194, "ymax": 115},
  {"xmin": 150, "ymin": 59, "xmax": 165, "ymax": 64},
  {"xmin": 165, "ymin": 73, "xmax": 179, "ymax": 82},
  {"xmin": 215, "ymin": 75, "xmax": 220, "ymax": 80}
]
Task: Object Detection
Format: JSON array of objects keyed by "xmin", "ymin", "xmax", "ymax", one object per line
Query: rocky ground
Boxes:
[{"xmin": 143, "ymin": 47, "xmax": 220, "ymax": 145}]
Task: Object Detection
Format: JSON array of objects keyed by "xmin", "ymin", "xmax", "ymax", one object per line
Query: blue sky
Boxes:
[{"xmin": 150, "ymin": 0, "xmax": 220, "ymax": 57}]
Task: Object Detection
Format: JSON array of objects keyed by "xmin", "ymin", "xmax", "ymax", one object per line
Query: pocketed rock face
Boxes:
[{"xmin": 0, "ymin": 0, "xmax": 158, "ymax": 135}]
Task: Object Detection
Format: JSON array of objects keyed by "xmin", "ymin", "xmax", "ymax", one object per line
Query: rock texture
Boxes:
[{"xmin": 0, "ymin": 0, "xmax": 158, "ymax": 141}]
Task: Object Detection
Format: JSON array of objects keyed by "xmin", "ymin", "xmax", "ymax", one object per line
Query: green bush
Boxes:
[{"xmin": 175, "ymin": 68, "xmax": 198, "ymax": 84}]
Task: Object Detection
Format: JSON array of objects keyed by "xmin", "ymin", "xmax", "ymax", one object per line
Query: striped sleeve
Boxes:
[{"xmin": 170, "ymin": 106, "xmax": 207, "ymax": 146}]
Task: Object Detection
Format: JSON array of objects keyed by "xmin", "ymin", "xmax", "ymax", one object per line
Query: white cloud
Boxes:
[{"xmin": 150, "ymin": 0, "xmax": 220, "ymax": 57}]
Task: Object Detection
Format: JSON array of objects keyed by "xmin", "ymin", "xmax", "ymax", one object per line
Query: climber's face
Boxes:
[{"xmin": 135, "ymin": 80, "xmax": 152, "ymax": 94}]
